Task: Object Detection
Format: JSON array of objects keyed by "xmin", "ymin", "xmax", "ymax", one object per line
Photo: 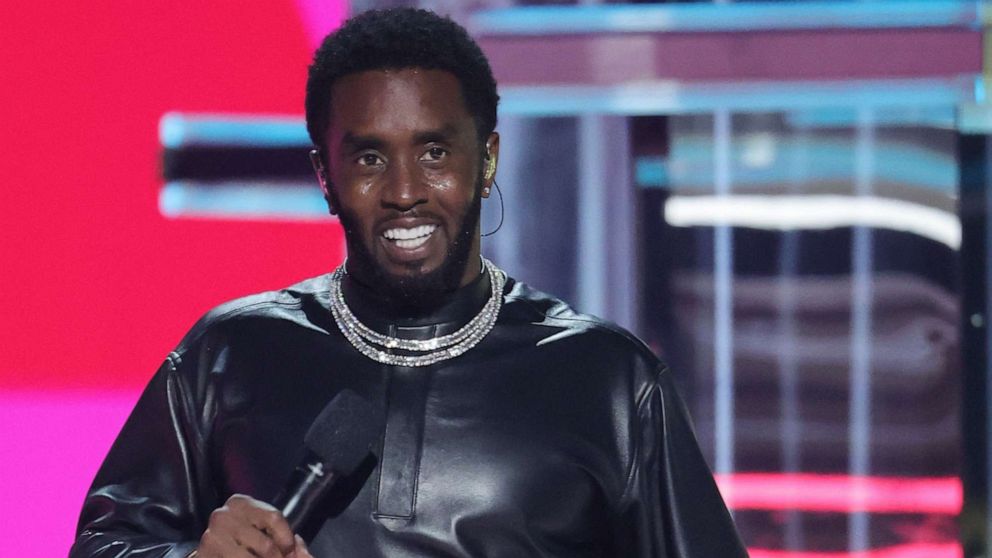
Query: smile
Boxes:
[{"xmin": 382, "ymin": 224, "xmax": 437, "ymax": 249}]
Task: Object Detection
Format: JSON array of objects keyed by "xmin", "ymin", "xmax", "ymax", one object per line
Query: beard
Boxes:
[{"xmin": 334, "ymin": 180, "xmax": 482, "ymax": 314}]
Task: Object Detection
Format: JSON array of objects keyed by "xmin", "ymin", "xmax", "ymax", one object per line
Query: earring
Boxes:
[{"xmin": 484, "ymin": 155, "xmax": 497, "ymax": 180}]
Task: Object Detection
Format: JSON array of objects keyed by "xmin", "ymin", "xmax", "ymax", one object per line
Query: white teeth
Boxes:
[
  {"xmin": 382, "ymin": 224, "xmax": 436, "ymax": 241},
  {"xmin": 394, "ymin": 236, "xmax": 431, "ymax": 249}
]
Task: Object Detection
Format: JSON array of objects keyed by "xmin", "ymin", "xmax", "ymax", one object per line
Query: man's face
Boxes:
[{"xmin": 321, "ymin": 68, "xmax": 497, "ymax": 306}]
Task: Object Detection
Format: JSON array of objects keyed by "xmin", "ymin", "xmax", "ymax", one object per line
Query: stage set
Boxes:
[{"xmin": 3, "ymin": 1, "xmax": 991, "ymax": 556}]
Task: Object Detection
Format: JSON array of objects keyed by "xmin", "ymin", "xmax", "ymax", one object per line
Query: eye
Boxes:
[
  {"xmin": 420, "ymin": 146, "xmax": 448, "ymax": 162},
  {"xmin": 356, "ymin": 153, "xmax": 384, "ymax": 167}
]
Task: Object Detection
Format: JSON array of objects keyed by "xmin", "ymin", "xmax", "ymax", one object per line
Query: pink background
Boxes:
[{"xmin": 1, "ymin": 2, "xmax": 345, "ymax": 555}]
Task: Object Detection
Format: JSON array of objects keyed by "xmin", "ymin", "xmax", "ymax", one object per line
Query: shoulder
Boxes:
[
  {"xmin": 172, "ymin": 273, "xmax": 333, "ymax": 357},
  {"xmin": 500, "ymin": 278, "xmax": 663, "ymax": 378}
]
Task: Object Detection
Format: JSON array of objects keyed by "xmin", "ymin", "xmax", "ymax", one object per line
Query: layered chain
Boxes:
[{"xmin": 328, "ymin": 258, "xmax": 506, "ymax": 367}]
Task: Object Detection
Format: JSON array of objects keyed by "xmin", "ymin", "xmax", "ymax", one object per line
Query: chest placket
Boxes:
[{"xmin": 373, "ymin": 328, "xmax": 434, "ymax": 524}]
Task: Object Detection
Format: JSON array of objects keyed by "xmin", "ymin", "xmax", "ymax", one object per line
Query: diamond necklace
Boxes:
[{"xmin": 328, "ymin": 258, "xmax": 506, "ymax": 367}]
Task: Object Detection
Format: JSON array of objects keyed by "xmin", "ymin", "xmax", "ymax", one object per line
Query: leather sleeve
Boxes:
[
  {"xmin": 70, "ymin": 351, "xmax": 214, "ymax": 558},
  {"xmin": 610, "ymin": 367, "xmax": 749, "ymax": 557}
]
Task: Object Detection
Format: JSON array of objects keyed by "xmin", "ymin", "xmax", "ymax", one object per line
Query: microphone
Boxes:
[{"xmin": 274, "ymin": 389, "xmax": 382, "ymax": 530}]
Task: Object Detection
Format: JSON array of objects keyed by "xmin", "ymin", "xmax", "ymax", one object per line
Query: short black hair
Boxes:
[{"xmin": 305, "ymin": 8, "xmax": 499, "ymax": 151}]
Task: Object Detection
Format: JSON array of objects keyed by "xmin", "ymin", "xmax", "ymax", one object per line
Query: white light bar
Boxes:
[
  {"xmin": 159, "ymin": 112, "xmax": 309, "ymax": 149},
  {"xmin": 472, "ymin": 1, "xmax": 981, "ymax": 35},
  {"xmin": 159, "ymin": 180, "xmax": 333, "ymax": 221},
  {"xmin": 665, "ymin": 194, "xmax": 960, "ymax": 249},
  {"xmin": 499, "ymin": 77, "xmax": 974, "ymax": 117}
]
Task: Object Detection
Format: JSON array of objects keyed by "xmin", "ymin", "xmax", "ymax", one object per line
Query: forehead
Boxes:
[{"xmin": 327, "ymin": 68, "xmax": 474, "ymax": 139}]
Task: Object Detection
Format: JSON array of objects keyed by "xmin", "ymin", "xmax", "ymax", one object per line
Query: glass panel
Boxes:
[{"xmin": 638, "ymin": 107, "xmax": 961, "ymax": 553}]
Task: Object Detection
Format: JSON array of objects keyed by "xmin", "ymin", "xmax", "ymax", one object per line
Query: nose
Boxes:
[{"xmin": 381, "ymin": 158, "xmax": 427, "ymax": 211}]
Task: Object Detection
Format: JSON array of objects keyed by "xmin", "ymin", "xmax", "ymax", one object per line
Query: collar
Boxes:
[{"xmin": 339, "ymin": 266, "xmax": 492, "ymax": 341}]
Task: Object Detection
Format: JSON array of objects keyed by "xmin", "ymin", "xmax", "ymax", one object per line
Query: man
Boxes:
[{"xmin": 72, "ymin": 8, "xmax": 746, "ymax": 558}]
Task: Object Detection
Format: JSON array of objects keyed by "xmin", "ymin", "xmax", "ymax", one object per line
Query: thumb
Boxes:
[{"xmin": 288, "ymin": 534, "xmax": 313, "ymax": 558}]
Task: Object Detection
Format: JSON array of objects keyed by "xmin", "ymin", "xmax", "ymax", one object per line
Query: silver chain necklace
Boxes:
[{"xmin": 328, "ymin": 258, "xmax": 506, "ymax": 367}]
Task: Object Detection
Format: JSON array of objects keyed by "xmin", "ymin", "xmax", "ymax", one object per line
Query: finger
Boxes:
[
  {"xmin": 205, "ymin": 501, "xmax": 282, "ymax": 558},
  {"xmin": 225, "ymin": 494, "xmax": 296, "ymax": 555},
  {"xmin": 288, "ymin": 534, "xmax": 314, "ymax": 558},
  {"xmin": 197, "ymin": 525, "xmax": 252, "ymax": 558},
  {"xmin": 230, "ymin": 523, "xmax": 285, "ymax": 558},
  {"xmin": 200, "ymin": 508, "xmax": 245, "ymax": 558},
  {"xmin": 224, "ymin": 493, "xmax": 261, "ymax": 514},
  {"xmin": 251, "ymin": 506, "xmax": 296, "ymax": 554}
]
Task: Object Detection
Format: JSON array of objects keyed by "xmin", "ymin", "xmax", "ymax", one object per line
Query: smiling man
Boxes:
[
  {"xmin": 71, "ymin": 8, "xmax": 746, "ymax": 558},
  {"xmin": 321, "ymin": 67, "xmax": 492, "ymax": 312}
]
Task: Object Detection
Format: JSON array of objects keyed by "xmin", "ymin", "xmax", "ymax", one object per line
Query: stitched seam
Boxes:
[
  {"xmin": 511, "ymin": 297, "xmax": 649, "ymax": 340},
  {"xmin": 372, "ymin": 512, "xmax": 415, "ymax": 520},
  {"xmin": 527, "ymin": 306, "xmax": 658, "ymax": 363},
  {"xmin": 408, "ymin": 384, "xmax": 425, "ymax": 520},
  {"xmin": 503, "ymin": 297, "xmax": 548, "ymax": 322},
  {"xmin": 210, "ymin": 299, "xmax": 301, "ymax": 322},
  {"xmin": 168, "ymin": 351, "xmax": 213, "ymax": 452},
  {"xmin": 617, "ymin": 365, "xmax": 668, "ymax": 507},
  {"xmin": 170, "ymin": 300, "xmax": 305, "ymax": 362},
  {"xmin": 373, "ymin": 370, "xmax": 391, "ymax": 518},
  {"xmin": 165, "ymin": 365, "xmax": 201, "ymax": 533},
  {"xmin": 372, "ymin": 367, "xmax": 419, "ymax": 520}
]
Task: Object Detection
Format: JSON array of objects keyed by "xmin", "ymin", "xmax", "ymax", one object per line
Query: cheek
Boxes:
[
  {"xmin": 336, "ymin": 180, "xmax": 378, "ymax": 214},
  {"xmin": 425, "ymin": 157, "xmax": 481, "ymax": 193},
  {"xmin": 426, "ymin": 166, "xmax": 482, "ymax": 201},
  {"xmin": 426, "ymin": 174, "xmax": 458, "ymax": 193},
  {"xmin": 357, "ymin": 178, "xmax": 377, "ymax": 197},
  {"xmin": 339, "ymin": 176, "xmax": 376, "ymax": 197},
  {"xmin": 435, "ymin": 184, "xmax": 480, "ymax": 217}
]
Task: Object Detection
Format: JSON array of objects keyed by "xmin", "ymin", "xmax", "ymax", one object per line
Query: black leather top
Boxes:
[{"xmin": 71, "ymin": 272, "xmax": 747, "ymax": 557}]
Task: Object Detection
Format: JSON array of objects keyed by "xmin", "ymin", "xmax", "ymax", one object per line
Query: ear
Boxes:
[
  {"xmin": 309, "ymin": 149, "xmax": 338, "ymax": 215},
  {"xmin": 481, "ymin": 132, "xmax": 500, "ymax": 199}
]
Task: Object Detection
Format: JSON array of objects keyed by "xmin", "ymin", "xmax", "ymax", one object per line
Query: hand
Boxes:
[{"xmin": 194, "ymin": 494, "xmax": 314, "ymax": 558}]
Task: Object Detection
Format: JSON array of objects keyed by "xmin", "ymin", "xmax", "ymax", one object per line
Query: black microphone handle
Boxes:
[{"xmin": 274, "ymin": 459, "xmax": 339, "ymax": 531}]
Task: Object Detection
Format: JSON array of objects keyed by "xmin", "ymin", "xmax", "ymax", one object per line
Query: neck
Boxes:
[
  {"xmin": 326, "ymin": 258, "xmax": 507, "ymax": 367},
  {"xmin": 341, "ymin": 261, "xmax": 490, "ymax": 330}
]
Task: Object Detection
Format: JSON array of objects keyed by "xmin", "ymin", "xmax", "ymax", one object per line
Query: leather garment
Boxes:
[{"xmin": 71, "ymin": 270, "xmax": 747, "ymax": 557}]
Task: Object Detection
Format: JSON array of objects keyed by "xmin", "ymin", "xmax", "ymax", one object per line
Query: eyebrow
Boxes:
[
  {"xmin": 338, "ymin": 123, "xmax": 463, "ymax": 153},
  {"xmin": 340, "ymin": 132, "xmax": 385, "ymax": 153},
  {"xmin": 412, "ymin": 124, "xmax": 459, "ymax": 145}
]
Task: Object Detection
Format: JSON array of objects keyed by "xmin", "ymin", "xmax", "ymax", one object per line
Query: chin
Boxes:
[
  {"xmin": 373, "ymin": 254, "xmax": 436, "ymax": 279},
  {"xmin": 340, "ymin": 197, "xmax": 480, "ymax": 305},
  {"xmin": 376, "ymin": 269, "xmax": 449, "ymax": 312}
]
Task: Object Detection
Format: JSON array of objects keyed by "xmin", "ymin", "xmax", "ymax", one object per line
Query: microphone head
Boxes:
[{"xmin": 304, "ymin": 389, "xmax": 382, "ymax": 476}]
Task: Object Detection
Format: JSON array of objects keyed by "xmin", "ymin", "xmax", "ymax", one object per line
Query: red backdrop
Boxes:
[
  {"xmin": 0, "ymin": 1, "xmax": 345, "ymax": 391},
  {"xmin": 0, "ymin": 3, "xmax": 345, "ymax": 554}
]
